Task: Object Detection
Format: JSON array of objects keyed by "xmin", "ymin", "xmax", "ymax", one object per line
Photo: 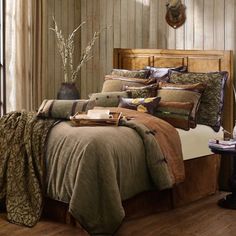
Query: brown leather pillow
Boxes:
[
  {"xmin": 155, "ymin": 101, "xmax": 194, "ymax": 130},
  {"xmin": 157, "ymin": 82, "xmax": 206, "ymax": 128}
]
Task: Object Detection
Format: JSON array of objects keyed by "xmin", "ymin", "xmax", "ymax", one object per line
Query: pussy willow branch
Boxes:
[
  {"xmin": 50, "ymin": 18, "xmax": 85, "ymax": 83},
  {"xmin": 51, "ymin": 18, "xmax": 110, "ymax": 83}
]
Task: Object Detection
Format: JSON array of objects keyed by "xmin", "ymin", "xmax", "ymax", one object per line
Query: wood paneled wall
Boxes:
[
  {"xmin": 45, "ymin": 0, "xmax": 235, "ymax": 99},
  {"xmin": 44, "ymin": 0, "xmax": 81, "ymax": 99}
]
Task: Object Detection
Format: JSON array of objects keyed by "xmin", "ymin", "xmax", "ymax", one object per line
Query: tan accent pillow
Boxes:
[{"xmin": 101, "ymin": 74, "xmax": 156, "ymax": 92}]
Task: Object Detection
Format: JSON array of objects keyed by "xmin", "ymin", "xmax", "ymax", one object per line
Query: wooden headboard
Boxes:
[{"xmin": 114, "ymin": 48, "xmax": 234, "ymax": 133}]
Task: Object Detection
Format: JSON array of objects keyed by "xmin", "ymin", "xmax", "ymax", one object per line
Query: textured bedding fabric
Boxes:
[
  {"xmin": 0, "ymin": 111, "xmax": 56, "ymax": 227},
  {"xmin": 45, "ymin": 108, "xmax": 184, "ymax": 235}
]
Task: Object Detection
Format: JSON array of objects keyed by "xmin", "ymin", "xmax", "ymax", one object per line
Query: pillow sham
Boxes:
[
  {"xmin": 89, "ymin": 91, "xmax": 128, "ymax": 107},
  {"xmin": 123, "ymin": 84, "xmax": 158, "ymax": 98},
  {"xmin": 101, "ymin": 74, "xmax": 156, "ymax": 92},
  {"xmin": 111, "ymin": 69, "xmax": 150, "ymax": 78},
  {"xmin": 145, "ymin": 65, "xmax": 187, "ymax": 82},
  {"xmin": 154, "ymin": 101, "xmax": 194, "ymax": 130},
  {"xmin": 37, "ymin": 99, "xmax": 94, "ymax": 119},
  {"xmin": 169, "ymin": 71, "xmax": 228, "ymax": 131},
  {"xmin": 157, "ymin": 82, "xmax": 206, "ymax": 128},
  {"xmin": 118, "ymin": 96, "xmax": 161, "ymax": 115}
]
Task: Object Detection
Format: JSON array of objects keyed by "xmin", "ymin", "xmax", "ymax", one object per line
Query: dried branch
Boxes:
[{"xmin": 51, "ymin": 17, "xmax": 109, "ymax": 83}]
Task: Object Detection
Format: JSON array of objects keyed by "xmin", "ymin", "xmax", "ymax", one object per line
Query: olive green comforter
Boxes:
[
  {"xmin": 0, "ymin": 109, "xmax": 184, "ymax": 235},
  {"xmin": 45, "ymin": 108, "xmax": 184, "ymax": 235}
]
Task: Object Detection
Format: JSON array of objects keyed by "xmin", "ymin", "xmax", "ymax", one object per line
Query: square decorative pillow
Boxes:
[
  {"xmin": 169, "ymin": 71, "xmax": 228, "ymax": 131},
  {"xmin": 123, "ymin": 83, "xmax": 158, "ymax": 98},
  {"xmin": 37, "ymin": 99, "xmax": 94, "ymax": 119},
  {"xmin": 155, "ymin": 101, "xmax": 194, "ymax": 130},
  {"xmin": 118, "ymin": 96, "xmax": 161, "ymax": 115},
  {"xmin": 157, "ymin": 82, "xmax": 206, "ymax": 128},
  {"xmin": 89, "ymin": 91, "xmax": 128, "ymax": 107},
  {"xmin": 111, "ymin": 69, "xmax": 150, "ymax": 78},
  {"xmin": 145, "ymin": 66, "xmax": 187, "ymax": 82}
]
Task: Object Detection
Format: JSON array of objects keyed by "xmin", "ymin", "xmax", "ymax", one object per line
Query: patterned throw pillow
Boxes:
[
  {"xmin": 89, "ymin": 91, "xmax": 128, "ymax": 107},
  {"xmin": 145, "ymin": 66, "xmax": 187, "ymax": 82},
  {"xmin": 118, "ymin": 97, "xmax": 161, "ymax": 115},
  {"xmin": 157, "ymin": 82, "xmax": 206, "ymax": 128},
  {"xmin": 155, "ymin": 101, "xmax": 194, "ymax": 130},
  {"xmin": 111, "ymin": 69, "xmax": 150, "ymax": 78},
  {"xmin": 37, "ymin": 99, "xmax": 94, "ymax": 119},
  {"xmin": 123, "ymin": 84, "xmax": 158, "ymax": 98},
  {"xmin": 169, "ymin": 71, "xmax": 228, "ymax": 131}
]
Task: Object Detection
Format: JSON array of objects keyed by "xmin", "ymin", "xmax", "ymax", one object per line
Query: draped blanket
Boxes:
[{"xmin": 0, "ymin": 111, "xmax": 55, "ymax": 227}]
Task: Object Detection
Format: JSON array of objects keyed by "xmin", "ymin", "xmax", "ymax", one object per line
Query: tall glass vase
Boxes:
[{"xmin": 57, "ymin": 82, "xmax": 80, "ymax": 100}]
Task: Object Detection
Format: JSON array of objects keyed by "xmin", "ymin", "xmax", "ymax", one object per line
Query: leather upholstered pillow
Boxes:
[
  {"xmin": 155, "ymin": 101, "xmax": 194, "ymax": 130},
  {"xmin": 118, "ymin": 96, "xmax": 161, "ymax": 115},
  {"xmin": 89, "ymin": 91, "xmax": 128, "ymax": 107},
  {"xmin": 37, "ymin": 99, "xmax": 94, "ymax": 119},
  {"xmin": 169, "ymin": 71, "xmax": 228, "ymax": 131},
  {"xmin": 157, "ymin": 82, "xmax": 206, "ymax": 128}
]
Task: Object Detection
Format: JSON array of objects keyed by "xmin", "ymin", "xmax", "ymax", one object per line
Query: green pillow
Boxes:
[
  {"xmin": 37, "ymin": 99, "xmax": 94, "ymax": 119},
  {"xmin": 169, "ymin": 71, "xmax": 228, "ymax": 131},
  {"xmin": 89, "ymin": 91, "xmax": 128, "ymax": 107}
]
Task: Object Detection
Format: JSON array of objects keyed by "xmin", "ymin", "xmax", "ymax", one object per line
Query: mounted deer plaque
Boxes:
[{"xmin": 166, "ymin": 0, "xmax": 186, "ymax": 29}]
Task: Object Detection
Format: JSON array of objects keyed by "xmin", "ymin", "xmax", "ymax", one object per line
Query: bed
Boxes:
[
  {"xmin": 0, "ymin": 49, "xmax": 234, "ymax": 235},
  {"xmin": 42, "ymin": 49, "xmax": 234, "ymax": 233}
]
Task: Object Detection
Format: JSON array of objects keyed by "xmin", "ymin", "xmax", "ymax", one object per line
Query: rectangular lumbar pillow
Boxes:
[{"xmin": 37, "ymin": 99, "xmax": 94, "ymax": 119}]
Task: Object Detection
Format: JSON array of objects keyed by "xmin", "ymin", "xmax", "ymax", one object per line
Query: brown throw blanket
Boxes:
[
  {"xmin": 0, "ymin": 111, "xmax": 55, "ymax": 227},
  {"xmin": 111, "ymin": 107, "xmax": 185, "ymax": 184}
]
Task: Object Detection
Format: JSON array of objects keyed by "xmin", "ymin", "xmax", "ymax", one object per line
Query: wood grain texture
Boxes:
[
  {"xmin": 0, "ymin": 192, "xmax": 235, "ymax": 236},
  {"xmin": 44, "ymin": 1, "xmax": 236, "ymax": 99}
]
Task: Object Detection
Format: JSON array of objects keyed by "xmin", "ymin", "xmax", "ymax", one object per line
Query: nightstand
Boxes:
[{"xmin": 210, "ymin": 147, "xmax": 236, "ymax": 209}]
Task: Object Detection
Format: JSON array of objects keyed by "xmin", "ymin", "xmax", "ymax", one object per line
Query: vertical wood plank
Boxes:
[
  {"xmin": 54, "ymin": 0, "xmax": 63, "ymax": 97},
  {"xmin": 214, "ymin": 0, "xmax": 225, "ymax": 50},
  {"xmin": 74, "ymin": 0, "xmax": 81, "ymax": 93},
  {"xmin": 135, "ymin": 0, "xmax": 143, "ymax": 48},
  {"xmin": 113, "ymin": 0, "xmax": 121, "ymax": 48},
  {"xmin": 99, "ymin": 0, "xmax": 107, "ymax": 95},
  {"xmin": 149, "ymin": 0, "xmax": 158, "ymax": 48},
  {"xmin": 185, "ymin": 0, "xmax": 194, "ymax": 49},
  {"xmin": 142, "ymin": 0, "xmax": 150, "ymax": 48},
  {"xmin": 193, "ymin": 0, "xmax": 204, "ymax": 49},
  {"xmin": 225, "ymin": 0, "xmax": 234, "ymax": 50},
  {"xmin": 157, "ymin": 0, "xmax": 167, "ymax": 49},
  {"xmin": 203, "ymin": 0, "xmax": 214, "ymax": 49},
  {"xmin": 127, "ymin": 0, "xmax": 136, "ymax": 48},
  {"xmin": 86, "ymin": 0, "xmax": 93, "ymax": 96},
  {"xmin": 47, "ymin": 0, "xmax": 55, "ymax": 99},
  {"xmin": 120, "ymin": 0, "xmax": 128, "ymax": 47},
  {"xmin": 92, "ymin": 0, "xmax": 100, "ymax": 93},
  {"xmin": 80, "ymin": 0, "xmax": 87, "ymax": 98},
  {"xmin": 106, "ymin": 0, "xmax": 114, "ymax": 85}
]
